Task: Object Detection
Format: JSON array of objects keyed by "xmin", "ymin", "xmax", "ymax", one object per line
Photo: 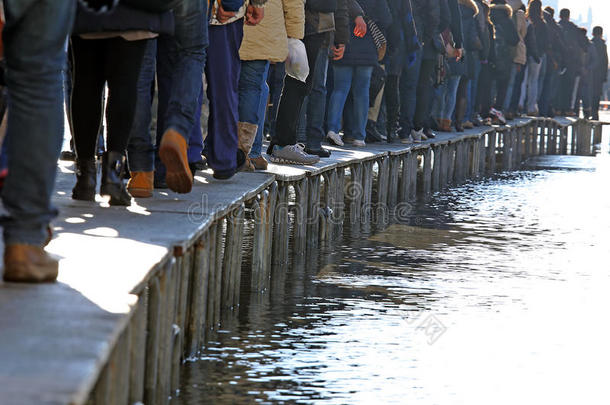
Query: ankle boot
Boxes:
[
  {"xmin": 238, "ymin": 122, "xmax": 258, "ymax": 172},
  {"xmin": 72, "ymin": 158, "xmax": 97, "ymax": 201},
  {"xmin": 100, "ymin": 151, "xmax": 131, "ymax": 206}
]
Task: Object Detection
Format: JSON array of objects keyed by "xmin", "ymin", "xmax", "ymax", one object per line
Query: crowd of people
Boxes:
[{"xmin": 0, "ymin": 0, "xmax": 607, "ymax": 283}]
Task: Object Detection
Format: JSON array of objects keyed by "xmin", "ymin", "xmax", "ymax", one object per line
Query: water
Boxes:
[{"xmin": 173, "ymin": 146, "xmax": 610, "ymax": 404}]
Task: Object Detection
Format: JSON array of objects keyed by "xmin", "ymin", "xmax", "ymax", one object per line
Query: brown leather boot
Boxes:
[
  {"xmin": 127, "ymin": 171, "xmax": 154, "ymax": 198},
  {"xmin": 238, "ymin": 122, "xmax": 258, "ymax": 155},
  {"xmin": 159, "ymin": 129, "xmax": 193, "ymax": 193},
  {"xmin": 3, "ymin": 245, "xmax": 58, "ymax": 283},
  {"xmin": 251, "ymin": 156, "xmax": 268, "ymax": 170},
  {"xmin": 243, "ymin": 157, "xmax": 256, "ymax": 172}
]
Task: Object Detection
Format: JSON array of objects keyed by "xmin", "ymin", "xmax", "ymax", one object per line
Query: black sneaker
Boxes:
[
  {"xmin": 424, "ymin": 128, "xmax": 436, "ymax": 139},
  {"xmin": 366, "ymin": 120, "xmax": 385, "ymax": 143},
  {"xmin": 189, "ymin": 158, "xmax": 208, "ymax": 177},
  {"xmin": 305, "ymin": 147, "xmax": 332, "ymax": 158}
]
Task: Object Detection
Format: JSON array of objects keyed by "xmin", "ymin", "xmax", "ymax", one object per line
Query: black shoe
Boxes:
[
  {"xmin": 366, "ymin": 120, "xmax": 385, "ymax": 143},
  {"xmin": 100, "ymin": 151, "xmax": 131, "ymax": 206},
  {"xmin": 304, "ymin": 147, "xmax": 331, "ymax": 158},
  {"xmin": 213, "ymin": 150, "xmax": 245, "ymax": 180},
  {"xmin": 189, "ymin": 158, "xmax": 208, "ymax": 178},
  {"xmin": 72, "ymin": 158, "xmax": 97, "ymax": 201},
  {"xmin": 387, "ymin": 124, "xmax": 400, "ymax": 143},
  {"xmin": 424, "ymin": 128, "xmax": 436, "ymax": 139},
  {"xmin": 154, "ymin": 176, "xmax": 168, "ymax": 189}
]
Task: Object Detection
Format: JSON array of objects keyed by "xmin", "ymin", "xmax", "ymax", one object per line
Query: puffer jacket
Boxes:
[
  {"xmin": 490, "ymin": 2, "xmax": 519, "ymax": 76},
  {"xmin": 334, "ymin": 0, "xmax": 391, "ymax": 66},
  {"xmin": 239, "ymin": 0, "xmax": 304, "ymax": 62}
]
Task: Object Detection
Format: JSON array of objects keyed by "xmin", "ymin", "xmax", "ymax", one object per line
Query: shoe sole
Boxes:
[
  {"xmin": 327, "ymin": 137, "xmax": 344, "ymax": 146},
  {"xmin": 128, "ymin": 188, "xmax": 153, "ymax": 198},
  {"xmin": 269, "ymin": 156, "xmax": 319, "ymax": 165},
  {"xmin": 159, "ymin": 132, "xmax": 193, "ymax": 194}
]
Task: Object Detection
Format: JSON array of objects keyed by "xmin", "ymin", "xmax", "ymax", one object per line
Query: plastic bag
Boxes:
[{"xmin": 285, "ymin": 38, "xmax": 309, "ymax": 83}]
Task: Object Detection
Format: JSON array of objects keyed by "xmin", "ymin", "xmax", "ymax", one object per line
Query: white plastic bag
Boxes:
[{"xmin": 285, "ymin": 38, "xmax": 310, "ymax": 82}]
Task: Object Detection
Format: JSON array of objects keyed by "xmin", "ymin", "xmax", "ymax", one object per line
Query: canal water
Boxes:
[{"xmin": 173, "ymin": 139, "xmax": 610, "ymax": 404}]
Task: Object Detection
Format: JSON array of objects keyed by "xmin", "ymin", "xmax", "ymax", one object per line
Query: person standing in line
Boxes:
[
  {"xmin": 524, "ymin": 0, "xmax": 547, "ymax": 116},
  {"xmin": 589, "ymin": 26, "xmax": 608, "ymax": 121},
  {"xmin": 1, "ymin": 0, "xmax": 76, "ymax": 282},
  {"xmin": 237, "ymin": 0, "xmax": 305, "ymax": 171}
]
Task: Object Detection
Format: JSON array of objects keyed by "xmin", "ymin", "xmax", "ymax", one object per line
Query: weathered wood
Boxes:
[
  {"xmin": 423, "ymin": 148, "xmax": 432, "ymax": 193},
  {"xmin": 388, "ymin": 156, "xmax": 400, "ymax": 208},
  {"xmin": 272, "ymin": 182, "xmax": 289, "ymax": 265},
  {"xmin": 293, "ymin": 178, "xmax": 309, "ymax": 253},
  {"xmin": 306, "ymin": 176, "xmax": 321, "ymax": 247},
  {"xmin": 129, "ymin": 291, "xmax": 147, "ymax": 404}
]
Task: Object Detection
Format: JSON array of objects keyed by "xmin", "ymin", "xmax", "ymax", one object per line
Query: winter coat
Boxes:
[
  {"xmin": 73, "ymin": 3, "xmax": 174, "ymax": 35},
  {"xmin": 458, "ymin": 0, "xmax": 479, "ymax": 78},
  {"xmin": 305, "ymin": 0, "xmax": 351, "ymax": 45},
  {"xmin": 239, "ymin": 0, "xmax": 304, "ymax": 62},
  {"xmin": 412, "ymin": 0, "xmax": 442, "ymax": 60},
  {"xmin": 529, "ymin": 18, "xmax": 548, "ymax": 59},
  {"xmin": 543, "ymin": 10, "xmax": 566, "ymax": 70},
  {"xmin": 592, "ymin": 36, "xmax": 609, "ymax": 84},
  {"xmin": 524, "ymin": 22, "xmax": 540, "ymax": 63},
  {"xmin": 473, "ymin": 0, "xmax": 490, "ymax": 61},
  {"xmin": 559, "ymin": 18, "xmax": 589, "ymax": 72},
  {"xmin": 335, "ymin": 0, "xmax": 391, "ymax": 66},
  {"xmin": 385, "ymin": 0, "xmax": 419, "ymax": 75},
  {"xmin": 490, "ymin": 2, "xmax": 519, "ymax": 76},
  {"xmin": 510, "ymin": 8, "xmax": 527, "ymax": 65}
]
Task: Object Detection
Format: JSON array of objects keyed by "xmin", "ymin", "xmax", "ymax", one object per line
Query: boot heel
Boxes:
[
  {"xmin": 72, "ymin": 158, "xmax": 97, "ymax": 201},
  {"xmin": 101, "ymin": 151, "xmax": 131, "ymax": 206}
]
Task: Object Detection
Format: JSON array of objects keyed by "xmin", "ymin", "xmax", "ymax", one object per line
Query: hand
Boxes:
[
  {"xmin": 216, "ymin": 3, "xmax": 236, "ymax": 23},
  {"xmin": 455, "ymin": 48, "xmax": 463, "ymax": 62},
  {"xmin": 332, "ymin": 44, "xmax": 346, "ymax": 61},
  {"xmin": 354, "ymin": 16, "xmax": 367, "ymax": 38},
  {"xmin": 246, "ymin": 5, "xmax": 265, "ymax": 25}
]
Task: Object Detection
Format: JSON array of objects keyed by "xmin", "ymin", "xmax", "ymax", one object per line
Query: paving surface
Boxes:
[{"xmin": 0, "ymin": 116, "xmax": 570, "ymax": 404}]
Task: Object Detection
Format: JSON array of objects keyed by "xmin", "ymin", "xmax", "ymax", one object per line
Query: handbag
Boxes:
[{"xmin": 364, "ymin": 17, "xmax": 387, "ymax": 61}]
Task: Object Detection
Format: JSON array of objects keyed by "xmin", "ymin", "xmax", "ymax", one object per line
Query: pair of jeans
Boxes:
[
  {"xmin": 431, "ymin": 75, "xmax": 460, "ymax": 121},
  {"xmin": 0, "ymin": 0, "xmax": 76, "ymax": 245},
  {"xmin": 204, "ymin": 21, "xmax": 243, "ymax": 176},
  {"xmin": 327, "ymin": 65, "xmax": 373, "ymax": 141},
  {"xmin": 526, "ymin": 55, "xmax": 543, "ymax": 113},
  {"xmin": 264, "ymin": 62, "xmax": 286, "ymax": 140},
  {"xmin": 398, "ymin": 48, "xmax": 423, "ymax": 133},
  {"xmin": 466, "ymin": 58, "xmax": 482, "ymax": 122},
  {"xmin": 413, "ymin": 57, "xmax": 436, "ymax": 130},
  {"xmin": 502, "ymin": 63, "xmax": 520, "ymax": 113},
  {"xmin": 155, "ymin": 0, "xmax": 208, "ymax": 144},
  {"xmin": 238, "ymin": 60, "xmax": 270, "ymax": 158},
  {"xmin": 272, "ymin": 33, "xmax": 329, "ymax": 149},
  {"xmin": 304, "ymin": 45, "xmax": 330, "ymax": 150},
  {"xmin": 539, "ymin": 65, "xmax": 558, "ymax": 117},
  {"xmin": 127, "ymin": 39, "xmax": 157, "ymax": 172}
]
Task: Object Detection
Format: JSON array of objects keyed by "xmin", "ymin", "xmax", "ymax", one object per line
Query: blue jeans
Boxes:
[
  {"xmin": 128, "ymin": 39, "xmax": 157, "ymax": 172},
  {"xmin": 526, "ymin": 55, "xmax": 543, "ymax": 112},
  {"xmin": 327, "ymin": 65, "xmax": 373, "ymax": 141},
  {"xmin": 156, "ymin": 0, "xmax": 208, "ymax": 144},
  {"xmin": 398, "ymin": 48, "xmax": 423, "ymax": 133},
  {"xmin": 431, "ymin": 75, "xmax": 460, "ymax": 121},
  {"xmin": 502, "ymin": 63, "xmax": 519, "ymax": 113},
  {"xmin": 264, "ymin": 62, "xmax": 285, "ymax": 141},
  {"xmin": 304, "ymin": 45, "xmax": 330, "ymax": 150},
  {"xmin": 1, "ymin": 0, "xmax": 75, "ymax": 245},
  {"xmin": 466, "ymin": 58, "xmax": 482, "ymax": 122},
  {"xmin": 238, "ymin": 60, "xmax": 270, "ymax": 158}
]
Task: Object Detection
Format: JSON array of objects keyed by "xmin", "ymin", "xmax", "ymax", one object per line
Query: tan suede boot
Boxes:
[
  {"xmin": 127, "ymin": 171, "xmax": 154, "ymax": 198},
  {"xmin": 159, "ymin": 129, "xmax": 192, "ymax": 193},
  {"xmin": 3, "ymin": 245, "xmax": 59, "ymax": 283},
  {"xmin": 238, "ymin": 122, "xmax": 258, "ymax": 172}
]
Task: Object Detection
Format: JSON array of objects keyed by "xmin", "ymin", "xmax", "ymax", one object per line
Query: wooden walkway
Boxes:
[{"xmin": 0, "ymin": 117, "xmax": 602, "ymax": 405}]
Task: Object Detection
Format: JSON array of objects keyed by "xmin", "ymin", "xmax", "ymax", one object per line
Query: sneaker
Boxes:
[
  {"xmin": 411, "ymin": 129, "xmax": 424, "ymax": 143},
  {"xmin": 305, "ymin": 147, "xmax": 332, "ymax": 158},
  {"xmin": 269, "ymin": 143, "xmax": 320, "ymax": 165},
  {"xmin": 400, "ymin": 135, "xmax": 414, "ymax": 144},
  {"xmin": 424, "ymin": 128, "xmax": 436, "ymax": 139},
  {"xmin": 344, "ymin": 138, "xmax": 366, "ymax": 147},
  {"xmin": 327, "ymin": 131, "xmax": 344, "ymax": 146},
  {"xmin": 489, "ymin": 108, "xmax": 506, "ymax": 125},
  {"xmin": 463, "ymin": 121, "xmax": 474, "ymax": 129}
]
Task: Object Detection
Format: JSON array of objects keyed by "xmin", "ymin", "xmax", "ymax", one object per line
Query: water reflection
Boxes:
[{"xmin": 173, "ymin": 155, "xmax": 610, "ymax": 404}]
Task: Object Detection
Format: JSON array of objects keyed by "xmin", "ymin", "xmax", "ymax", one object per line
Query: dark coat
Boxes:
[
  {"xmin": 525, "ymin": 23, "xmax": 540, "ymax": 63},
  {"xmin": 543, "ymin": 10, "xmax": 567, "ymax": 70},
  {"xmin": 490, "ymin": 3, "xmax": 519, "ymax": 76},
  {"xmin": 335, "ymin": 0, "xmax": 392, "ymax": 66},
  {"xmin": 473, "ymin": 0, "xmax": 491, "ymax": 61},
  {"xmin": 305, "ymin": 0, "xmax": 351, "ymax": 45},
  {"xmin": 530, "ymin": 18, "xmax": 549, "ymax": 59},
  {"xmin": 592, "ymin": 36, "xmax": 609, "ymax": 84},
  {"xmin": 412, "ymin": 0, "xmax": 442, "ymax": 60},
  {"xmin": 73, "ymin": 3, "xmax": 174, "ymax": 35},
  {"xmin": 459, "ymin": 1, "xmax": 480, "ymax": 78},
  {"xmin": 385, "ymin": 0, "xmax": 420, "ymax": 75},
  {"xmin": 559, "ymin": 18, "xmax": 589, "ymax": 71}
]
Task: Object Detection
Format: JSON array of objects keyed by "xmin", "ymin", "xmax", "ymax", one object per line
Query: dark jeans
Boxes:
[
  {"xmin": 557, "ymin": 68, "xmax": 577, "ymax": 113},
  {"xmin": 477, "ymin": 63, "xmax": 493, "ymax": 116},
  {"xmin": 413, "ymin": 57, "xmax": 436, "ymax": 130},
  {"xmin": 264, "ymin": 62, "xmax": 286, "ymax": 140},
  {"xmin": 304, "ymin": 45, "xmax": 330, "ymax": 150},
  {"xmin": 204, "ymin": 21, "xmax": 243, "ymax": 175},
  {"xmin": 1, "ymin": 0, "xmax": 76, "ymax": 245},
  {"xmin": 156, "ymin": 0, "xmax": 208, "ymax": 144},
  {"xmin": 272, "ymin": 33, "xmax": 329, "ymax": 149},
  {"xmin": 398, "ymin": 48, "xmax": 423, "ymax": 133},
  {"xmin": 238, "ymin": 60, "xmax": 270, "ymax": 158},
  {"xmin": 71, "ymin": 36, "xmax": 148, "ymax": 160},
  {"xmin": 591, "ymin": 80, "xmax": 604, "ymax": 120},
  {"xmin": 539, "ymin": 66, "xmax": 559, "ymax": 117},
  {"xmin": 127, "ymin": 39, "xmax": 157, "ymax": 172}
]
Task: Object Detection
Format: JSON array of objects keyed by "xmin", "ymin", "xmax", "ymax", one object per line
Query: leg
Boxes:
[
  {"xmin": 238, "ymin": 59, "xmax": 269, "ymax": 165},
  {"xmin": 1, "ymin": 0, "xmax": 76, "ymax": 282},
  {"xmin": 349, "ymin": 66, "xmax": 373, "ymax": 141},
  {"xmin": 326, "ymin": 65, "xmax": 354, "ymax": 134},
  {"xmin": 304, "ymin": 45, "xmax": 330, "ymax": 151},
  {"xmin": 398, "ymin": 49, "xmax": 423, "ymax": 136}
]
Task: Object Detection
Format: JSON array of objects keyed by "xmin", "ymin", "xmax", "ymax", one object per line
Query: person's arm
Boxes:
[
  {"xmin": 603, "ymin": 43, "xmax": 609, "ymax": 82},
  {"xmin": 333, "ymin": 0, "xmax": 350, "ymax": 46},
  {"xmin": 282, "ymin": 0, "xmax": 305, "ymax": 39}
]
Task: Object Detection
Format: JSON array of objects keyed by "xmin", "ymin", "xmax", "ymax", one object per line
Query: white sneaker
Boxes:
[
  {"xmin": 411, "ymin": 129, "xmax": 424, "ymax": 143},
  {"xmin": 327, "ymin": 131, "xmax": 344, "ymax": 146},
  {"xmin": 400, "ymin": 135, "xmax": 414, "ymax": 144},
  {"xmin": 345, "ymin": 138, "xmax": 366, "ymax": 147}
]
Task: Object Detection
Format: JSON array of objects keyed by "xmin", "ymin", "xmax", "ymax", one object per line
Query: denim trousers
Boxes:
[
  {"xmin": 431, "ymin": 75, "xmax": 460, "ymax": 121},
  {"xmin": 526, "ymin": 55, "xmax": 543, "ymax": 112},
  {"xmin": 155, "ymin": 0, "xmax": 207, "ymax": 144},
  {"xmin": 204, "ymin": 21, "xmax": 243, "ymax": 176},
  {"xmin": 398, "ymin": 48, "xmax": 423, "ymax": 132},
  {"xmin": 327, "ymin": 65, "xmax": 373, "ymax": 141},
  {"xmin": 263, "ymin": 62, "xmax": 286, "ymax": 140},
  {"xmin": 238, "ymin": 60, "xmax": 270, "ymax": 158},
  {"xmin": 304, "ymin": 45, "xmax": 330, "ymax": 150},
  {"xmin": 466, "ymin": 58, "xmax": 481, "ymax": 122},
  {"xmin": 0, "ymin": 0, "xmax": 75, "ymax": 245},
  {"xmin": 502, "ymin": 63, "xmax": 519, "ymax": 113}
]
